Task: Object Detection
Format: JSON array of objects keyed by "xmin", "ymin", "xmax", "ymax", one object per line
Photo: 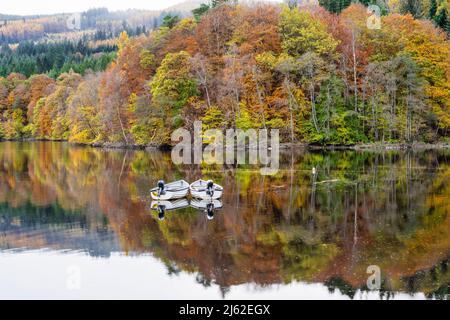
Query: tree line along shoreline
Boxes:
[
  {"xmin": 1, "ymin": 137, "xmax": 449, "ymax": 152},
  {"xmin": 0, "ymin": 2, "xmax": 449, "ymax": 148}
]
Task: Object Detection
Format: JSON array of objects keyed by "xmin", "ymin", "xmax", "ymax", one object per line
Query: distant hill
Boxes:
[
  {"xmin": 166, "ymin": 0, "xmax": 206, "ymax": 12},
  {"xmin": 0, "ymin": 0, "xmax": 206, "ymax": 21},
  {"xmin": 0, "ymin": 0, "xmax": 207, "ymax": 44},
  {"xmin": 0, "ymin": 13, "xmax": 35, "ymax": 21}
]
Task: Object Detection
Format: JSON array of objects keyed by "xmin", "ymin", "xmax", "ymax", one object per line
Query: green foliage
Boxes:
[
  {"xmin": 162, "ymin": 14, "xmax": 181, "ymax": 29},
  {"xmin": 279, "ymin": 7, "xmax": 339, "ymax": 58},
  {"xmin": 429, "ymin": 0, "xmax": 438, "ymax": 19},
  {"xmin": 435, "ymin": 8, "xmax": 448, "ymax": 32},
  {"xmin": 150, "ymin": 51, "xmax": 199, "ymax": 110},
  {"xmin": 318, "ymin": 0, "xmax": 380, "ymax": 14},
  {"xmin": 2, "ymin": 109, "xmax": 26, "ymax": 139},
  {"xmin": 0, "ymin": 40, "xmax": 116, "ymax": 78},
  {"xmin": 69, "ymin": 106, "xmax": 100, "ymax": 144},
  {"xmin": 318, "ymin": 0, "xmax": 352, "ymax": 14},
  {"xmin": 266, "ymin": 118, "xmax": 285, "ymax": 129},
  {"xmin": 139, "ymin": 49, "xmax": 155, "ymax": 70},
  {"xmin": 201, "ymin": 106, "xmax": 225, "ymax": 130},
  {"xmin": 31, "ymin": 98, "xmax": 46, "ymax": 138},
  {"xmin": 22, "ymin": 124, "xmax": 34, "ymax": 138},
  {"xmin": 235, "ymin": 107, "xmax": 256, "ymax": 130},
  {"xmin": 130, "ymin": 124, "xmax": 151, "ymax": 145},
  {"xmin": 400, "ymin": 0, "xmax": 423, "ymax": 18},
  {"xmin": 300, "ymin": 74, "xmax": 366, "ymax": 145},
  {"xmin": 201, "ymin": 106, "xmax": 225, "ymax": 143},
  {"xmin": 192, "ymin": 4, "xmax": 211, "ymax": 22}
]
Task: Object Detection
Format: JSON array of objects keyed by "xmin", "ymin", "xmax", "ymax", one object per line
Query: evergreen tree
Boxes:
[
  {"xmin": 399, "ymin": 0, "xmax": 423, "ymax": 18},
  {"xmin": 318, "ymin": 0, "xmax": 358, "ymax": 14},
  {"xmin": 429, "ymin": 0, "xmax": 437, "ymax": 19},
  {"xmin": 162, "ymin": 14, "xmax": 180, "ymax": 29},
  {"xmin": 435, "ymin": 8, "xmax": 448, "ymax": 33},
  {"xmin": 0, "ymin": 39, "xmax": 116, "ymax": 78},
  {"xmin": 192, "ymin": 3, "xmax": 211, "ymax": 22}
]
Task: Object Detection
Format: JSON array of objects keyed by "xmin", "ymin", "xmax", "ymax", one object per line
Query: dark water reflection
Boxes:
[{"xmin": 0, "ymin": 141, "xmax": 449, "ymax": 299}]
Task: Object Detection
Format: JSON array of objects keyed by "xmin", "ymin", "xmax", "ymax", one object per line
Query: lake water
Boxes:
[{"xmin": 0, "ymin": 141, "xmax": 448, "ymax": 300}]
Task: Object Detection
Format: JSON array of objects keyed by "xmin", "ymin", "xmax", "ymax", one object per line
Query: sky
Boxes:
[
  {"xmin": 0, "ymin": 0, "xmax": 200, "ymax": 16},
  {"xmin": 0, "ymin": 251, "xmax": 424, "ymax": 300},
  {"xmin": 1, "ymin": 0, "xmax": 285, "ymax": 16}
]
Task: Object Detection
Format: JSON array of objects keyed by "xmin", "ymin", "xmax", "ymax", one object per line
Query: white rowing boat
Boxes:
[
  {"xmin": 189, "ymin": 180, "xmax": 223, "ymax": 200},
  {"xmin": 150, "ymin": 180, "xmax": 190, "ymax": 200}
]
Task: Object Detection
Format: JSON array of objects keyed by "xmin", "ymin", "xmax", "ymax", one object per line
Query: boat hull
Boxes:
[
  {"xmin": 189, "ymin": 180, "xmax": 224, "ymax": 200},
  {"xmin": 150, "ymin": 180, "xmax": 190, "ymax": 200},
  {"xmin": 190, "ymin": 189, "xmax": 223, "ymax": 200},
  {"xmin": 151, "ymin": 189, "xmax": 189, "ymax": 200}
]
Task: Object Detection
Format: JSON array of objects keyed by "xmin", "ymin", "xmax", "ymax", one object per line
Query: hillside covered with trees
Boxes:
[
  {"xmin": 0, "ymin": 5, "xmax": 200, "ymax": 44},
  {"xmin": 0, "ymin": 39, "xmax": 117, "ymax": 78},
  {"xmin": 0, "ymin": 1, "xmax": 449, "ymax": 146},
  {"xmin": 0, "ymin": 4, "xmax": 201, "ymax": 78}
]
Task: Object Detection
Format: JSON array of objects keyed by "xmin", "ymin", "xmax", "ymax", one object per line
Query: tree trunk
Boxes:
[
  {"xmin": 326, "ymin": 83, "xmax": 331, "ymax": 140},
  {"xmin": 285, "ymin": 79, "xmax": 295, "ymax": 142},
  {"xmin": 116, "ymin": 104, "xmax": 128, "ymax": 144},
  {"xmin": 371, "ymin": 94, "xmax": 377, "ymax": 141},
  {"xmin": 204, "ymin": 84, "xmax": 211, "ymax": 108},
  {"xmin": 310, "ymin": 84, "xmax": 319, "ymax": 134},
  {"xmin": 352, "ymin": 29, "xmax": 358, "ymax": 113},
  {"xmin": 252, "ymin": 67, "xmax": 267, "ymax": 129}
]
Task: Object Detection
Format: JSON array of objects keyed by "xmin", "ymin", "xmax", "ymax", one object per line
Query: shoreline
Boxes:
[{"xmin": 0, "ymin": 138, "xmax": 449, "ymax": 151}]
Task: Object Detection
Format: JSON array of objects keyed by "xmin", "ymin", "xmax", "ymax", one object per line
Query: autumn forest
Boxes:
[{"xmin": 0, "ymin": 1, "xmax": 449, "ymax": 147}]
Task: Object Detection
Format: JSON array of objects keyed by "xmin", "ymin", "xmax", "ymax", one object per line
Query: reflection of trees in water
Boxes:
[
  {"xmin": 402, "ymin": 257, "xmax": 449, "ymax": 299},
  {"xmin": 0, "ymin": 202, "xmax": 118, "ymax": 257},
  {"xmin": 325, "ymin": 277, "xmax": 357, "ymax": 299},
  {"xmin": 0, "ymin": 142, "xmax": 448, "ymax": 298}
]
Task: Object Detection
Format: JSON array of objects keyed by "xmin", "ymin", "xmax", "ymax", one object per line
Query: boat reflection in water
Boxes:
[
  {"xmin": 150, "ymin": 198, "xmax": 223, "ymax": 221},
  {"xmin": 0, "ymin": 141, "xmax": 449, "ymax": 299},
  {"xmin": 150, "ymin": 198, "xmax": 190, "ymax": 221},
  {"xmin": 191, "ymin": 199, "xmax": 223, "ymax": 220}
]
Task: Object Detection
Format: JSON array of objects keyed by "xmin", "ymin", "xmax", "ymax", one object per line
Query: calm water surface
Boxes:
[{"xmin": 0, "ymin": 142, "xmax": 448, "ymax": 299}]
